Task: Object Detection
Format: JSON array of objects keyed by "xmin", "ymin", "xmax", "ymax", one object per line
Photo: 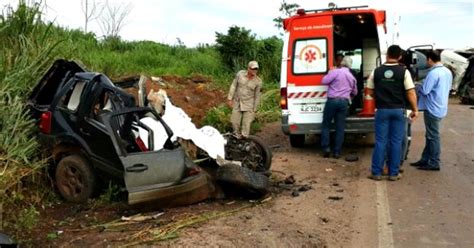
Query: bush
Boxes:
[
  {"xmin": 202, "ymin": 105, "xmax": 233, "ymax": 133},
  {"xmin": 202, "ymin": 87, "xmax": 280, "ymax": 134},
  {"xmin": 256, "ymin": 88, "xmax": 281, "ymax": 123}
]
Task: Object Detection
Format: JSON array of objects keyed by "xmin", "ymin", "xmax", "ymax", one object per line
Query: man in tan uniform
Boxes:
[{"xmin": 227, "ymin": 61, "xmax": 262, "ymax": 138}]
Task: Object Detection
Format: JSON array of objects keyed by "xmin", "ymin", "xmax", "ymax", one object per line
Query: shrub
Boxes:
[
  {"xmin": 202, "ymin": 105, "xmax": 233, "ymax": 133},
  {"xmin": 202, "ymin": 87, "xmax": 280, "ymax": 134}
]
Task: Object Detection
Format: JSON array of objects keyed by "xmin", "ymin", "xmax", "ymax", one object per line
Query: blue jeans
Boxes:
[
  {"xmin": 387, "ymin": 117, "xmax": 410, "ymax": 166},
  {"xmin": 371, "ymin": 109, "xmax": 405, "ymax": 176},
  {"xmin": 321, "ymin": 98, "xmax": 348, "ymax": 154},
  {"xmin": 420, "ymin": 111, "xmax": 442, "ymax": 167}
]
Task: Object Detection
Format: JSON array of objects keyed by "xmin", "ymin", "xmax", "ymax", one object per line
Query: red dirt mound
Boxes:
[{"xmin": 123, "ymin": 74, "xmax": 227, "ymax": 125}]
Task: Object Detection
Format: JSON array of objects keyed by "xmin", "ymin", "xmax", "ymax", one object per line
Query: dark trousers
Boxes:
[{"xmin": 321, "ymin": 98, "xmax": 348, "ymax": 155}]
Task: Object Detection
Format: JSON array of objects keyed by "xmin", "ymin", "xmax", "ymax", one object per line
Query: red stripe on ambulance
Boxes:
[{"xmin": 287, "ymin": 91, "xmax": 327, "ymax": 99}]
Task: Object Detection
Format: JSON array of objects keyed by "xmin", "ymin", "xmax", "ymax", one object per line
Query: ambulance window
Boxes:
[{"xmin": 293, "ymin": 38, "xmax": 328, "ymax": 74}]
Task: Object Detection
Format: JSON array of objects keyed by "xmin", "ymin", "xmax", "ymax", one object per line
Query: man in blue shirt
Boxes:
[{"xmin": 411, "ymin": 51, "xmax": 453, "ymax": 171}]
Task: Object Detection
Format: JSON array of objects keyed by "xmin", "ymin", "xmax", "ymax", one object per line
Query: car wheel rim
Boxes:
[
  {"xmin": 225, "ymin": 135, "xmax": 266, "ymax": 172},
  {"xmin": 58, "ymin": 165, "xmax": 84, "ymax": 198}
]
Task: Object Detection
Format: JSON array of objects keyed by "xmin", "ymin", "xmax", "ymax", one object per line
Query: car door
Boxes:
[
  {"xmin": 80, "ymin": 88, "xmax": 121, "ymax": 166},
  {"xmin": 404, "ymin": 45, "xmax": 435, "ymax": 82},
  {"xmin": 104, "ymin": 108, "xmax": 188, "ymax": 194}
]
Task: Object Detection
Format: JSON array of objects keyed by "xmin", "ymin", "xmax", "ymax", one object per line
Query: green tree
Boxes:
[
  {"xmin": 215, "ymin": 26, "xmax": 257, "ymax": 72},
  {"xmin": 273, "ymin": 1, "xmax": 300, "ymax": 30},
  {"xmin": 254, "ymin": 36, "xmax": 283, "ymax": 83}
]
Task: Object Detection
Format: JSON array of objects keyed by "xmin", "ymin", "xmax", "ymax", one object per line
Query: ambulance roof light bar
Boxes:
[{"xmin": 296, "ymin": 5, "xmax": 369, "ymax": 16}]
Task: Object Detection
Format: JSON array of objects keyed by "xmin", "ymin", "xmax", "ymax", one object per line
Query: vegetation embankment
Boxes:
[{"xmin": 0, "ymin": 0, "xmax": 282, "ymax": 237}]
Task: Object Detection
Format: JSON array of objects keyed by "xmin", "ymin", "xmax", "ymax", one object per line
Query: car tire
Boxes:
[
  {"xmin": 289, "ymin": 134, "xmax": 305, "ymax": 148},
  {"xmin": 216, "ymin": 164, "xmax": 269, "ymax": 196},
  {"xmin": 246, "ymin": 135, "xmax": 272, "ymax": 171},
  {"xmin": 55, "ymin": 154, "xmax": 96, "ymax": 203}
]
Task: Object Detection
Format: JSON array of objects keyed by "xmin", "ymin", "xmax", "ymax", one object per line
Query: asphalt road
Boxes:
[{"xmin": 352, "ymin": 101, "xmax": 474, "ymax": 248}]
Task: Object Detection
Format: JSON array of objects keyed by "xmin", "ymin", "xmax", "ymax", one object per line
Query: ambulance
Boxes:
[{"xmin": 280, "ymin": 5, "xmax": 389, "ymax": 147}]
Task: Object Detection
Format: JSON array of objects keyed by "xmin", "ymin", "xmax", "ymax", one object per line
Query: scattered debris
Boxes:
[
  {"xmin": 271, "ymin": 170, "xmax": 286, "ymax": 175},
  {"xmin": 328, "ymin": 196, "xmax": 343, "ymax": 201},
  {"xmin": 121, "ymin": 212, "xmax": 164, "ymax": 222},
  {"xmin": 260, "ymin": 196, "xmax": 273, "ymax": 203},
  {"xmin": 277, "ymin": 184, "xmax": 294, "ymax": 190},
  {"xmin": 284, "ymin": 175, "xmax": 296, "ymax": 184},
  {"xmin": 298, "ymin": 185, "xmax": 312, "ymax": 192},
  {"xmin": 320, "ymin": 217, "xmax": 330, "ymax": 223},
  {"xmin": 345, "ymin": 154, "xmax": 359, "ymax": 162},
  {"xmin": 126, "ymin": 205, "xmax": 254, "ymax": 245},
  {"xmin": 325, "ymin": 168, "xmax": 333, "ymax": 172},
  {"xmin": 269, "ymin": 144, "xmax": 281, "ymax": 149},
  {"xmin": 291, "ymin": 191, "xmax": 300, "ymax": 197}
]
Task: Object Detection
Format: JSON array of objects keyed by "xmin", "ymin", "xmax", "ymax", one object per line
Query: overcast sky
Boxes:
[{"xmin": 3, "ymin": 0, "xmax": 473, "ymax": 49}]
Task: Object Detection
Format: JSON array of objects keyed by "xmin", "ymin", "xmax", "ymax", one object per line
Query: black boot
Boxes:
[{"xmin": 410, "ymin": 160, "xmax": 427, "ymax": 167}]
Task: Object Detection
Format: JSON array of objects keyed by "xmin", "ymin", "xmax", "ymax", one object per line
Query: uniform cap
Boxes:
[{"xmin": 248, "ymin": 61, "xmax": 259, "ymax": 69}]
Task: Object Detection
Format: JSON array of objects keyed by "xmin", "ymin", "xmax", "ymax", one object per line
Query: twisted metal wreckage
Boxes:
[{"xmin": 26, "ymin": 60, "xmax": 272, "ymax": 206}]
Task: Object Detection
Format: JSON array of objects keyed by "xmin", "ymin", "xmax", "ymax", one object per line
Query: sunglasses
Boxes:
[{"xmin": 250, "ymin": 67, "xmax": 259, "ymax": 70}]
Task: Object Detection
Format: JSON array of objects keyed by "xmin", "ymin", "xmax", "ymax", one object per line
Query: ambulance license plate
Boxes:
[{"xmin": 300, "ymin": 103, "xmax": 323, "ymax": 113}]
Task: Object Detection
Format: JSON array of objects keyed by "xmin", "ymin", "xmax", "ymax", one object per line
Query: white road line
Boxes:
[
  {"xmin": 448, "ymin": 128, "xmax": 460, "ymax": 136},
  {"xmin": 376, "ymin": 181, "xmax": 395, "ymax": 248}
]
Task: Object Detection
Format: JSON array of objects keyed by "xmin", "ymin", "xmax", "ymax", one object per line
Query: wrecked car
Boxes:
[
  {"xmin": 26, "ymin": 60, "xmax": 272, "ymax": 205},
  {"xmin": 457, "ymin": 52, "xmax": 474, "ymax": 104}
]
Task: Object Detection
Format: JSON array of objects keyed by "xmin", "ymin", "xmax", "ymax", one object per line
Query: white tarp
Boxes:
[
  {"xmin": 137, "ymin": 95, "xmax": 226, "ymax": 159},
  {"xmin": 138, "ymin": 117, "xmax": 168, "ymax": 151}
]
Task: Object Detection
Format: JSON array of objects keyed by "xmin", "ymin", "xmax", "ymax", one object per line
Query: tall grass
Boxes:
[
  {"xmin": 0, "ymin": 0, "xmax": 60, "ymax": 175},
  {"xmin": 43, "ymin": 27, "xmax": 233, "ymax": 87},
  {"xmin": 0, "ymin": 0, "xmax": 63, "ymax": 234}
]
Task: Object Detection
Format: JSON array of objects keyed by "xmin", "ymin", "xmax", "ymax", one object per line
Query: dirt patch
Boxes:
[{"xmin": 121, "ymin": 74, "xmax": 226, "ymax": 125}]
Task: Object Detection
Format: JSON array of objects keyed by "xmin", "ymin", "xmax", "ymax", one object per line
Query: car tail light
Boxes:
[
  {"xmin": 39, "ymin": 111, "xmax": 52, "ymax": 134},
  {"xmin": 290, "ymin": 124, "xmax": 298, "ymax": 131},
  {"xmin": 135, "ymin": 137, "xmax": 149, "ymax": 151},
  {"xmin": 280, "ymin": 87, "xmax": 288, "ymax": 110}
]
